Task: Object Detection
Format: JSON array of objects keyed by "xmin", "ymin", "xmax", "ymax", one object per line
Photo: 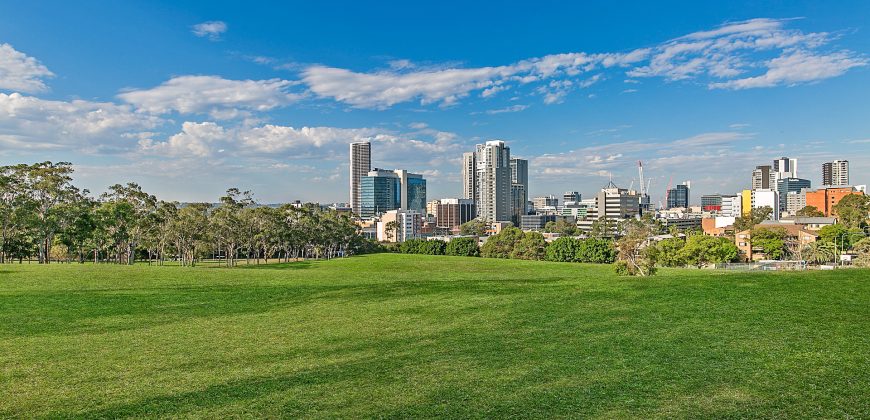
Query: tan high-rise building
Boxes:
[{"xmin": 349, "ymin": 142, "xmax": 371, "ymax": 215}]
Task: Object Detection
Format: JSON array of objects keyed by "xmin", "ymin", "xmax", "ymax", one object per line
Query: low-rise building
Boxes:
[{"xmin": 377, "ymin": 210, "xmax": 423, "ymax": 242}]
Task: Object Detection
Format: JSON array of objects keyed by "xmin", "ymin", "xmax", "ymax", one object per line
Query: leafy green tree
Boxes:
[
  {"xmin": 679, "ymin": 235, "xmax": 738, "ymax": 268},
  {"xmin": 802, "ymin": 242, "xmax": 836, "ymax": 264},
  {"xmin": 655, "ymin": 237, "xmax": 686, "ymax": 267},
  {"xmin": 445, "ymin": 237, "xmax": 480, "ymax": 257},
  {"xmin": 796, "ymin": 206, "xmax": 825, "ymax": 217},
  {"xmin": 459, "ymin": 219, "xmax": 488, "ymax": 236},
  {"xmin": 734, "ymin": 206, "xmax": 773, "ymax": 231},
  {"xmin": 751, "ymin": 227, "xmax": 787, "ymax": 260},
  {"xmin": 589, "ymin": 216, "xmax": 616, "ymax": 238},
  {"xmin": 510, "ymin": 231, "xmax": 547, "ymax": 260},
  {"xmin": 543, "ymin": 219, "xmax": 578, "ymax": 236},
  {"xmin": 577, "ymin": 238, "xmax": 617, "ymax": 263},
  {"xmin": 852, "ymin": 237, "xmax": 870, "ymax": 267},
  {"xmin": 480, "ymin": 227, "xmax": 524, "ymax": 259},
  {"xmin": 832, "ymin": 194, "xmax": 869, "ymax": 229},
  {"xmin": 546, "ymin": 237, "xmax": 580, "ymax": 262},
  {"xmin": 614, "ymin": 218, "xmax": 657, "ymax": 276}
]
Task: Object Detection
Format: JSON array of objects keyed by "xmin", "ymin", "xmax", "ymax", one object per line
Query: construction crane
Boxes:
[{"xmin": 637, "ymin": 161, "xmax": 646, "ymax": 197}]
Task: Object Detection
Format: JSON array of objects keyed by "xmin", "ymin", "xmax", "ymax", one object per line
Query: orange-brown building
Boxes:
[{"xmin": 804, "ymin": 187, "xmax": 864, "ymax": 217}]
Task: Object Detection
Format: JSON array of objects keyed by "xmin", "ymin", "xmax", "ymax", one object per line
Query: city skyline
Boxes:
[{"xmin": 1, "ymin": 1, "xmax": 869, "ymax": 203}]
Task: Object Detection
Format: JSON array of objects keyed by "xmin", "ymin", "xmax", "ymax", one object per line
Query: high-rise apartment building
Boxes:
[
  {"xmin": 751, "ymin": 165, "xmax": 776, "ymax": 189},
  {"xmin": 463, "ymin": 141, "xmax": 512, "ymax": 222},
  {"xmin": 822, "ymin": 160, "xmax": 849, "ymax": 186},
  {"xmin": 461, "ymin": 152, "xmax": 476, "ymax": 200},
  {"xmin": 349, "ymin": 141, "xmax": 371, "ymax": 215}
]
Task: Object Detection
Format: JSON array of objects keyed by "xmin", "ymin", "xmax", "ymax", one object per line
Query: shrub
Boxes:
[
  {"xmin": 481, "ymin": 227, "xmax": 525, "ymax": 259},
  {"xmin": 577, "ymin": 238, "xmax": 617, "ymax": 264},
  {"xmin": 445, "ymin": 237, "xmax": 480, "ymax": 257},
  {"xmin": 546, "ymin": 237, "xmax": 581, "ymax": 262},
  {"xmin": 510, "ymin": 232, "xmax": 547, "ymax": 261}
]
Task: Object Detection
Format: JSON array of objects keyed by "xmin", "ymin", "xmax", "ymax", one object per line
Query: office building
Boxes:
[
  {"xmin": 464, "ymin": 141, "xmax": 513, "ymax": 222},
  {"xmin": 563, "ymin": 191, "xmax": 581, "ymax": 204},
  {"xmin": 776, "ymin": 177, "xmax": 810, "ymax": 214},
  {"xmin": 741, "ymin": 190, "xmax": 752, "ymax": 216},
  {"xmin": 359, "ymin": 169, "xmax": 400, "ymax": 219},
  {"xmin": 577, "ymin": 181, "xmax": 641, "ymax": 233},
  {"xmin": 532, "ymin": 195, "xmax": 559, "ymax": 210},
  {"xmin": 773, "ymin": 157, "xmax": 797, "ymax": 179},
  {"xmin": 359, "ymin": 168, "xmax": 426, "ymax": 218},
  {"xmin": 435, "ymin": 198, "xmax": 476, "ymax": 231},
  {"xmin": 667, "ymin": 182, "xmax": 690, "ymax": 209},
  {"xmin": 721, "ymin": 195, "xmax": 742, "ymax": 218},
  {"xmin": 822, "ymin": 160, "xmax": 849, "ymax": 186},
  {"xmin": 520, "ymin": 214, "xmax": 575, "ymax": 231},
  {"xmin": 349, "ymin": 141, "xmax": 371, "ymax": 215},
  {"xmin": 701, "ymin": 194, "xmax": 723, "ymax": 212}
]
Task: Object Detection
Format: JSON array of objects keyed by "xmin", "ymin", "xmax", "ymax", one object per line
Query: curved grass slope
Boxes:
[{"xmin": 1, "ymin": 254, "xmax": 868, "ymax": 418}]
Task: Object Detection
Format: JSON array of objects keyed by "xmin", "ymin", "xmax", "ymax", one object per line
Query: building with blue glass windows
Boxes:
[{"xmin": 359, "ymin": 168, "xmax": 426, "ymax": 219}]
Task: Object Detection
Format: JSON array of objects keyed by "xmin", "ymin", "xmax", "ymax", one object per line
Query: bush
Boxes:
[
  {"xmin": 399, "ymin": 239, "xmax": 445, "ymax": 255},
  {"xmin": 510, "ymin": 232, "xmax": 547, "ymax": 261},
  {"xmin": 546, "ymin": 237, "xmax": 581, "ymax": 262},
  {"xmin": 481, "ymin": 227, "xmax": 525, "ymax": 259},
  {"xmin": 445, "ymin": 237, "xmax": 480, "ymax": 257},
  {"xmin": 577, "ymin": 238, "xmax": 617, "ymax": 264}
]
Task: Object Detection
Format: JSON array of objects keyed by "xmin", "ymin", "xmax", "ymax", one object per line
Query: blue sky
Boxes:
[{"xmin": 1, "ymin": 1, "xmax": 869, "ymax": 204}]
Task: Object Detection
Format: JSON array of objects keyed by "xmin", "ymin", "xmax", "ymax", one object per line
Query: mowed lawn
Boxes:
[{"xmin": 1, "ymin": 255, "xmax": 868, "ymax": 418}]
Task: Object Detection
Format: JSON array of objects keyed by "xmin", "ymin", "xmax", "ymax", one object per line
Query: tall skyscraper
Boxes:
[
  {"xmin": 751, "ymin": 165, "xmax": 776, "ymax": 189},
  {"xmin": 349, "ymin": 141, "xmax": 371, "ymax": 215},
  {"xmin": 822, "ymin": 160, "xmax": 849, "ymax": 186},
  {"xmin": 773, "ymin": 157, "xmax": 797, "ymax": 179},
  {"xmin": 510, "ymin": 158, "xmax": 529, "ymax": 223},
  {"xmin": 667, "ymin": 182, "xmax": 690, "ymax": 209},
  {"xmin": 465, "ymin": 141, "xmax": 512, "ymax": 222}
]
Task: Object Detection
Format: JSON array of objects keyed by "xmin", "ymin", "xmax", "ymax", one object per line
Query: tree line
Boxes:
[{"xmin": 0, "ymin": 162, "xmax": 370, "ymax": 265}]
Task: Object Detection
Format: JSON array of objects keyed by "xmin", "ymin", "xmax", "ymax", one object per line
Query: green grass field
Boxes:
[{"xmin": 1, "ymin": 254, "xmax": 868, "ymax": 418}]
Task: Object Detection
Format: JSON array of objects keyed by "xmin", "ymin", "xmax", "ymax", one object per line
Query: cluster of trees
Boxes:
[
  {"xmin": 545, "ymin": 237, "xmax": 616, "ymax": 263},
  {"xmin": 653, "ymin": 235, "xmax": 739, "ymax": 268},
  {"xmin": 0, "ymin": 162, "xmax": 369, "ymax": 265},
  {"xmin": 396, "ymin": 238, "xmax": 480, "ymax": 257}
]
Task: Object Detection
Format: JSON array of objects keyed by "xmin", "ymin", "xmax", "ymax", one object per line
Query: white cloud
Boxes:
[
  {"xmin": 0, "ymin": 92, "xmax": 162, "ymax": 151},
  {"xmin": 0, "ymin": 43, "xmax": 54, "ymax": 93},
  {"xmin": 628, "ymin": 18, "xmax": 865, "ymax": 89},
  {"xmin": 473, "ymin": 104, "xmax": 529, "ymax": 115},
  {"xmin": 709, "ymin": 50, "xmax": 866, "ymax": 89},
  {"xmin": 138, "ymin": 121, "xmax": 225, "ymax": 157},
  {"xmin": 191, "ymin": 21, "xmax": 227, "ymax": 41},
  {"xmin": 118, "ymin": 75, "xmax": 300, "ymax": 116}
]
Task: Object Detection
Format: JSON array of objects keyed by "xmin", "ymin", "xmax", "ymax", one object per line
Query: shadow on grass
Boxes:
[{"xmin": 240, "ymin": 261, "xmax": 313, "ymax": 270}]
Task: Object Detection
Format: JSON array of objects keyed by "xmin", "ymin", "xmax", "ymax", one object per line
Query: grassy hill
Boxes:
[{"xmin": 1, "ymin": 254, "xmax": 867, "ymax": 418}]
